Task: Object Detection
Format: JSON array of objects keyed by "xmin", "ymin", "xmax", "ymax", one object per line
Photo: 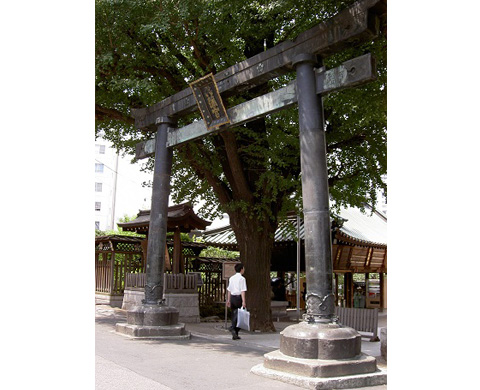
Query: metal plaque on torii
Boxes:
[{"xmin": 190, "ymin": 73, "xmax": 230, "ymax": 131}]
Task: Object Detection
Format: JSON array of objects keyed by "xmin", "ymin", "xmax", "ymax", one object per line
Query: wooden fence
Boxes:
[
  {"xmin": 123, "ymin": 262, "xmax": 226, "ymax": 306},
  {"xmin": 125, "ymin": 272, "xmax": 147, "ymax": 290},
  {"xmin": 124, "ymin": 273, "xmax": 198, "ymax": 293},
  {"xmin": 186, "ymin": 259, "xmax": 231, "ymax": 306},
  {"xmin": 164, "ymin": 273, "xmax": 197, "ymax": 293},
  {"xmin": 95, "ymin": 252, "xmax": 113, "ymax": 293},
  {"xmin": 95, "ymin": 252, "xmax": 144, "ymax": 295},
  {"xmin": 95, "ymin": 236, "xmax": 233, "ymax": 308}
]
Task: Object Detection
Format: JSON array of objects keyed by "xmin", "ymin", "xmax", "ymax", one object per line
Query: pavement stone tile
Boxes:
[{"xmin": 95, "ymin": 304, "xmax": 387, "ymax": 390}]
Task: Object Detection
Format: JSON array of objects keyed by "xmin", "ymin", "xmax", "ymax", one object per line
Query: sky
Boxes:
[
  {"xmin": 112, "ymin": 155, "xmax": 152, "ymax": 222},
  {"xmin": 112, "ymin": 152, "xmax": 229, "ymax": 230}
]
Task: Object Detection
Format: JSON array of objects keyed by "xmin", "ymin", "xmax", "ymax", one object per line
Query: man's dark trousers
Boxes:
[{"xmin": 230, "ymin": 295, "xmax": 242, "ymax": 335}]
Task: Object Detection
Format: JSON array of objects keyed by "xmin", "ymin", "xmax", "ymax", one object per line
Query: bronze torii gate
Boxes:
[{"xmin": 116, "ymin": 0, "xmax": 387, "ymax": 385}]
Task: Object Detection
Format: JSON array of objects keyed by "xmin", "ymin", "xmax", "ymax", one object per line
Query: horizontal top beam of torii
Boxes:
[
  {"xmin": 135, "ymin": 53, "xmax": 376, "ymax": 159},
  {"xmin": 131, "ymin": 0, "xmax": 387, "ymax": 131}
]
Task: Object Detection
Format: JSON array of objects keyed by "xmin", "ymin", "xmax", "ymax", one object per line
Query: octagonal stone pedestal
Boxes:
[
  {"xmin": 251, "ymin": 322, "xmax": 386, "ymax": 390},
  {"xmin": 115, "ymin": 303, "xmax": 190, "ymax": 340}
]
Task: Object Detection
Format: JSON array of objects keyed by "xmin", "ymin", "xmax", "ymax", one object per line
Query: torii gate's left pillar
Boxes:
[{"xmin": 116, "ymin": 117, "xmax": 189, "ymax": 339}]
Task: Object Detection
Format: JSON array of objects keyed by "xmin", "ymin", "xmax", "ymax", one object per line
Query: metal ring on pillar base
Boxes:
[
  {"xmin": 304, "ymin": 292, "xmax": 336, "ymax": 323},
  {"xmin": 142, "ymin": 298, "xmax": 166, "ymax": 306},
  {"xmin": 292, "ymin": 53, "xmax": 318, "ymax": 67},
  {"xmin": 143, "ymin": 283, "xmax": 166, "ymax": 305},
  {"xmin": 306, "ymin": 292, "xmax": 335, "ymax": 311},
  {"xmin": 302, "ymin": 313, "xmax": 339, "ymax": 324},
  {"xmin": 155, "ymin": 116, "xmax": 176, "ymax": 125}
]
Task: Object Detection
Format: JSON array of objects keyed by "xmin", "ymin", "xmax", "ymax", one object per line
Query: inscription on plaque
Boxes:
[{"xmin": 190, "ymin": 73, "xmax": 230, "ymax": 130}]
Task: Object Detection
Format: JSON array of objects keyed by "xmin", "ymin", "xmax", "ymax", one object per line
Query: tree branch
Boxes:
[
  {"xmin": 159, "ymin": 34, "xmax": 199, "ymax": 78},
  {"xmin": 124, "ymin": 29, "xmax": 186, "ymax": 92},
  {"xmin": 181, "ymin": 142, "xmax": 233, "ymax": 206},
  {"xmin": 328, "ymin": 169, "xmax": 363, "ymax": 187},
  {"xmin": 220, "ymin": 130, "xmax": 255, "ymax": 203},
  {"xmin": 95, "ymin": 104, "xmax": 134, "ymax": 125},
  {"xmin": 210, "ymin": 134, "xmax": 239, "ymax": 195},
  {"xmin": 132, "ymin": 64, "xmax": 184, "ymax": 92},
  {"xmin": 180, "ymin": 20, "xmax": 215, "ymax": 74},
  {"xmin": 326, "ymin": 134, "xmax": 366, "ymax": 153}
]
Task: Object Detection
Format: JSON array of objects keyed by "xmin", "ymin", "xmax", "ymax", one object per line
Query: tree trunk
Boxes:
[{"xmin": 230, "ymin": 213, "xmax": 277, "ymax": 332}]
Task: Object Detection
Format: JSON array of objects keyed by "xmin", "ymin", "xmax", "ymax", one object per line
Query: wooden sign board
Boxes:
[
  {"xmin": 190, "ymin": 73, "xmax": 230, "ymax": 131},
  {"xmin": 223, "ymin": 262, "xmax": 238, "ymax": 281}
]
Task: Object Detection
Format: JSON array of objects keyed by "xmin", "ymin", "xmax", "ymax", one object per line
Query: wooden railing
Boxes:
[
  {"xmin": 124, "ymin": 273, "xmax": 198, "ymax": 293},
  {"xmin": 95, "ymin": 260, "xmax": 113, "ymax": 293},
  {"xmin": 164, "ymin": 273, "xmax": 197, "ymax": 293},
  {"xmin": 335, "ymin": 307, "xmax": 379, "ymax": 341},
  {"xmin": 125, "ymin": 273, "xmax": 147, "ymax": 290}
]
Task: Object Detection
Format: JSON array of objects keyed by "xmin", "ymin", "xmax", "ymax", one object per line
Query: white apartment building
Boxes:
[
  {"xmin": 94, "ymin": 132, "xmax": 386, "ymax": 231},
  {"xmin": 376, "ymin": 174, "xmax": 387, "ymax": 215},
  {"xmin": 95, "ymin": 133, "xmax": 153, "ymax": 231}
]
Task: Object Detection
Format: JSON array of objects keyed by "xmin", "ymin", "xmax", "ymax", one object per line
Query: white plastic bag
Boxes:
[{"xmin": 236, "ymin": 308, "xmax": 250, "ymax": 331}]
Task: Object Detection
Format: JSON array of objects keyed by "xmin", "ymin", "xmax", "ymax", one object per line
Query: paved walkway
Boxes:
[{"xmin": 95, "ymin": 305, "xmax": 387, "ymax": 390}]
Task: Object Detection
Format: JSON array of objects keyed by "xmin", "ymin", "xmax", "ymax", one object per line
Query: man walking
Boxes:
[{"xmin": 226, "ymin": 263, "xmax": 247, "ymax": 340}]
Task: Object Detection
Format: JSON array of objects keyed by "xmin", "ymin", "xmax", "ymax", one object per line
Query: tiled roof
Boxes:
[
  {"xmin": 202, "ymin": 204, "xmax": 386, "ymax": 248},
  {"xmin": 118, "ymin": 203, "xmax": 212, "ymax": 233},
  {"xmin": 335, "ymin": 205, "xmax": 387, "ymax": 247}
]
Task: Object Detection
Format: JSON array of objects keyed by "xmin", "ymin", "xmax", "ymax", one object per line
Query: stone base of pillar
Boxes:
[
  {"xmin": 380, "ymin": 327, "xmax": 387, "ymax": 361},
  {"xmin": 115, "ymin": 303, "xmax": 190, "ymax": 340},
  {"xmin": 251, "ymin": 363, "xmax": 387, "ymax": 390},
  {"xmin": 251, "ymin": 321, "xmax": 386, "ymax": 388},
  {"xmin": 280, "ymin": 322, "xmax": 365, "ymax": 361},
  {"xmin": 115, "ymin": 323, "xmax": 190, "ymax": 339},
  {"xmin": 263, "ymin": 350, "xmax": 377, "ymax": 378}
]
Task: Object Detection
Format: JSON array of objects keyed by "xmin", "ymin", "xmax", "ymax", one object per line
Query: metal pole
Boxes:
[
  {"xmin": 293, "ymin": 53, "xmax": 334, "ymax": 322},
  {"xmin": 296, "ymin": 215, "xmax": 301, "ymax": 321},
  {"xmin": 143, "ymin": 117, "xmax": 175, "ymax": 305},
  {"xmin": 111, "ymin": 152, "xmax": 119, "ymax": 230},
  {"xmin": 225, "ymin": 300, "xmax": 228, "ymax": 330}
]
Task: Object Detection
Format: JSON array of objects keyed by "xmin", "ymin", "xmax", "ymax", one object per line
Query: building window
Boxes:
[
  {"xmin": 95, "ymin": 182, "xmax": 103, "ymax": 192},
  {"xmin": 95, "ymin": 221, "xmax": 100, "ymax": 230},
  {"xmin": 95, "ymin": 163, "xmax": 104, "ymax": 173},
  {"xmin": 96, "ymin": 144, "xmax": 106, "ymax": 154},
  {"xmin": 95, "ymin": 202, "xmax": 101, "ymax": 211}
]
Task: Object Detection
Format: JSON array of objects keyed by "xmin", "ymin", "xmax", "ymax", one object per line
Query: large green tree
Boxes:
[{"xmin": 95, "ymin": 0, "xmax": 386, "ymax": 331}]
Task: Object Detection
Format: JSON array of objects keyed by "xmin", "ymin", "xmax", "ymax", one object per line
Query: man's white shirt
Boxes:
[{"xmin": 227, "ymin": 272, "xmax": 247, "ymax": 295}]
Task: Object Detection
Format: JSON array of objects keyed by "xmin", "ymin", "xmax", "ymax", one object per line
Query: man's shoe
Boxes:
[{"xmin": 232, "ymin": 335, "xmax": 240, "ymax": 340}]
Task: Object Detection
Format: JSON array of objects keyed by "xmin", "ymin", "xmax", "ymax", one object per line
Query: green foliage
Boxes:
[
  {"xmin": 96, "ymin": 0, "xmax": 386, "ymax": 224},
  {"xmin": 96, "ymin": 0, "xmax": 386, "ymax": 330},
  {"xmin": 199, "ymin": 246, "xmax": 239, "ymax": 259},
  {"xmin": 118, "ymin": 214, "xmax": 137, "ymax": 223},
  {"xmin": 166, "ymin": 231, "xmax": 193, "ymax": 242},
  {"xmin": 96, "ymin": 229, "xmax": 145, "ymax": 238},
  {"xmin": 95, "ymin": 214, "xmax": 146, "ymax": 238},
  {"xmin": 323, "ymin": 36, "xmax": 387, "ymax": 213}
]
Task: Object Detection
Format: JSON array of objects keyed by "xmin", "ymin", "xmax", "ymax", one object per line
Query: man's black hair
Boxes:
[{"xmin": 234, "ymin": 263, "xmax": 244, "ymax": 273}]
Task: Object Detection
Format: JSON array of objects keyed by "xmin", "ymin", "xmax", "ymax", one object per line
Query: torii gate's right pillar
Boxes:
[
  {"xmin": 295, "ymin": 53, "xmax": 335, "ymax": 323},
  {"xmin": 258, "ymin": 54, "xmax": 384, "ymax": 385}
]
